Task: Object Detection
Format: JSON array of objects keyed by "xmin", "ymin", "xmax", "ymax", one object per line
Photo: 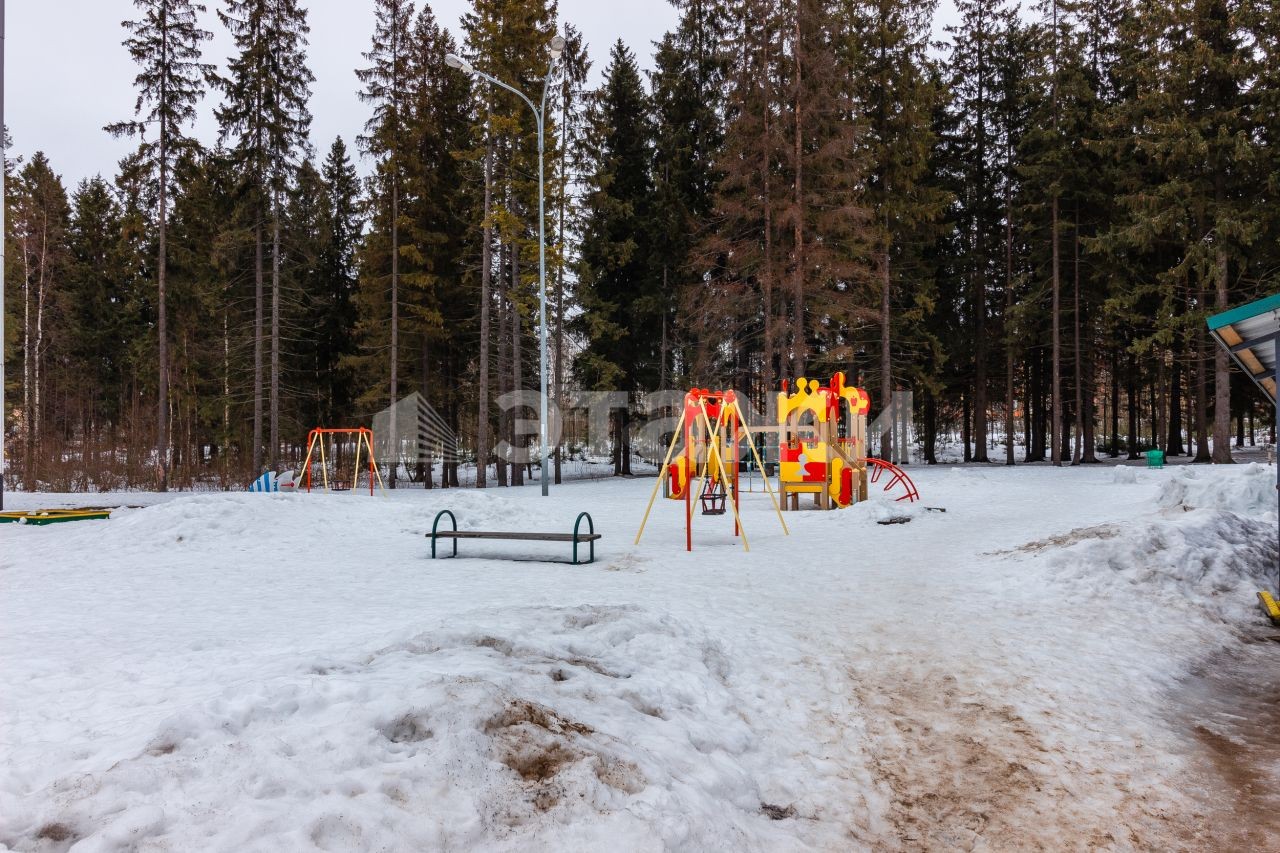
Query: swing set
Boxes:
[
  {"xmin": 298, "ymin": 427, "xmax": 387, "ymax": 495},
  {"xmin": 635, "ymin": 389, "xmax": 788, "ymax": 552}
]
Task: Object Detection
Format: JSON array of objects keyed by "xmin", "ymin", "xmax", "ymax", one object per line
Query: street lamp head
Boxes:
[
  {"xmin": 444, "ymin": 52, "xmax": 473, "ymax": 74},
  {"xmin": 549, "ymin": 35, "xmax": 565, "ymax": 61}
]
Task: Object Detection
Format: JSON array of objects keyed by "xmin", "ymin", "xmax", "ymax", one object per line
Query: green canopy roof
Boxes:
[{"xmin": 1207, "ymin": 293, "xmax": 1279, "ymax": 401}]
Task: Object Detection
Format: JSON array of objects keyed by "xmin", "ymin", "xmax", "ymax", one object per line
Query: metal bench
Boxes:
[{"xmin": 428, "ymin": 510, "xmax": 601, "ymax": 565}]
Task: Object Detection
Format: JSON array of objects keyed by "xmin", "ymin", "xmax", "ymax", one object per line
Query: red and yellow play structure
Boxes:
[
  {"xmin": 776, "ymin": 373, "xmax": 918, "ymax": 508},
  {"xmin": 635, "ymin": 389, "xmax": 788, "ymax": 552},
  {"xmin": 636, "ymin": 374, "xmax": 920, "ymax": 551},
  {"xmin": 777, "ymin": 372, "xmax": 870, "ymax": 510}
]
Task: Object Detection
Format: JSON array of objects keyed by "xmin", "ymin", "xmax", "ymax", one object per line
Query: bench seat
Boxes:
[
  {"xmin": 433, "ymin": 530, "xmax": 602, "ymax": 542},
  {"xmin": 429, "ymin": 510, "xmax": 600, "ymax": 564}
]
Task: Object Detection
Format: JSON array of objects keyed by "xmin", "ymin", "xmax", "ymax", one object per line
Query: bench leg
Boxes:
[
  {"xmin": 572, "ymin": 512, "xmax": 595, "ymax": 565},
  {"xmin": 430, "ymin": 510, "xmax": 458, "ymax": 558}
]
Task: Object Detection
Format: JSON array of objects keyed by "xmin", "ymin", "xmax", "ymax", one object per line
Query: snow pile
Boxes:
[
  {"xmin": 1157, "ymin": 463, "xmax": 1276, "ymax": 517},
  {"xmin": 1045, "ymin": 513, "xmax": 1275, "ymax": 620},
  {"xmin": 1111, "ymin": 465, "xmax": 1139, "ymax": 485},
  {"xmin": 846, "ymin": 497, "xmax": 931, "ymax": 526},
  {"xmin": 0, "ymin": 605, "xmax": 803, "ymax": 852},
  {"xmin": 1025, "ymin": 466, "xmax": 1277, "ymax": 625}
]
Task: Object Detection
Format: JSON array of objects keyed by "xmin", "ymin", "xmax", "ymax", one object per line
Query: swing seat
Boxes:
[{"xmin": 701, "ymin": 481, "xmax": 727, "ymax": 515}]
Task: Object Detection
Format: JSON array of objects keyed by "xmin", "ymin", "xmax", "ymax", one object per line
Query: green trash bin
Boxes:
[{"xmin": 1145, "ymin": 449, "xmax": 1165, "ymax": 469}]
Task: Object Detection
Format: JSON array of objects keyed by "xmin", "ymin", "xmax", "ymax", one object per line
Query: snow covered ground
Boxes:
[{"xmin": 1, "ymin": 462, "xmax": 1277, "ymax": 851}]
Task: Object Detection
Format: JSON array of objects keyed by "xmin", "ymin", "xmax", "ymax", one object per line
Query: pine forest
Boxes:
[{"xmin": 4, "ymin": 0, "xmax": 1279, "ymax": 491}]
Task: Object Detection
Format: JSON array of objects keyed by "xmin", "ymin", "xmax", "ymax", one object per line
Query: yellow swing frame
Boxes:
[{"xmin": 636, "ymin": 393, "xmax": 787, "ymax": 552}]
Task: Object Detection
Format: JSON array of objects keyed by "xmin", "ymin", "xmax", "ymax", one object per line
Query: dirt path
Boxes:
[
  {"xmin": 1167, "ymin": 632, "xmax": 1280, "ymax": 851},
  {"xmin": 846, "ymin": 657, "xmax": 1220, "ymax": 851}
]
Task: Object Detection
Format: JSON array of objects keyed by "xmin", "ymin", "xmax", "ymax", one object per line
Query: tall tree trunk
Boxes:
[
  {"xmin": 762, "ymin": 74, "xmax": 775, "ymax": 401},
  {"xmin": 1028, "ymin": 346, "xmax": 1045, "ymax": 462},
  {"xmin": 421, "ymin": 337, "xmax": 432, "ymax": 488},
  {"xmin": 554, "ymin": 144, "xmax": 566, "ymax": 487},
  {"xmin": 511, "ymin": 232, "xmax": 524, "ymax": 488},
  {"xmin": 881, "ymin": 240, "xmax": 893, "ymax": 460},
  {"xmin": 1004, "ymin": 168, "xmax": 1015, "ymax": 466},
  {"xmin": 972, "ymin": 253, "xmax": 988, "ymax": 462},
  {"xmin": 389, "ymin": 176, "xmax": 400, "ymax": 488},
  {"xmin": 921, "ymin": 392, "xmax": 937, "ymax": 463},
  {"xmin": 611, "ymin": 410, "xmax": 622, "ymax": 475},
  {"xmin": 253, "ymin": 217, "xmax": 264, "ymax": 473},
  {"xmin": 270, "ymin": 199, "xmax": 281, "ymax": 471},
  {"xmin": 476, "ymin": 141, "xmax": 493, "ymax": 488},
  {"xmin": 620, "ymin": 406, "xmax": 632, "ymax": 475},
  {"xmin": 791, "ymin": 10, "xmax": 806, "ymax": 378},
  {"xmin": 1110, "ymin": 348, "xmax": 1120, "ymax": 457},
  {"xmin": 1081, "ymin": 325, "xmax": 1097, "ymax": 463},
  {"xmin": 223, "ymin": 308, "xmax": 230, "ymax": 481},
  {"xmin": 1049, "ymin": 0, "xmax": 1061, "ymax": 467},
  {"xmin": 1211, "ymin": 250, "xmax": 1232, "ymax": 463},
  {"xmin": 496, "ymin": 239, "xmax": 509, "ymax": 488},
  {"xmin": 1156, "ymin": 356, "xmax": 1167, "ymax": 456},
  {"xmin": 34, "ymin": 221, "xmax": 48, "ymax": 482},
  {"xmin": 21, "ymin": 240, "xmax": 31, "ymax": 485},
  {"xmin": 660, "ymin": 281, "xmax": 671, "ymax": 388},
  {"xmin": 1194, "ymin": 285, "xmax": 1211, "ymax": 462},
  {"xmin": 1072, "ymin": 219, "xmax": 1082, "ymax": 464},
  {"xmin": 1023, "ymin": 361, "xmax": 1034, "ymax": 462},
  {"xmin": 1051, "ymin": 194, "xmax": 1061, "ymax": 466},
  {"xmin": 157, "ymin": 143, "xmax": 169, "ymax": 491},
  {"xmin": 1126, "ymin": 350, "xmax": 1139, "ymax": 459},
  {"xmin": 1167, "ymin": 352, "xmax": 1184, "ymax": 455}
]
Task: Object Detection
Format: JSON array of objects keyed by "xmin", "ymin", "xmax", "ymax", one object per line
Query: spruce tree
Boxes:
[
  {"xmin": 1105, "ymin": 0, "xmax": 1257, "ymax": 464},
  {"xmin": 317, "ymin": 138, "xmax": 361, "ymax": 430},
  {"xmin": 552, "ymin": 22, "xmax": 590, "ymax": 483},
  {"xmin": 782, "ymin": 0, "xmax": 871, "ymax": 378},
  {"xmin": 215, "ymin": 0, "xmax": 314, "ymax": 473},
  {"xmin": 946, "ymin": 0, "xmax": 1009, "ymax": 462},
  {"xmin": 65, "ymin": 178, "xmax": 128, "ymax": 432},
  {"xmin": 106, "ymin": 0, "xmax": 214, "ymax": 490},
  {"xmin": 701, "ymin": 0, "xmax": 783, "ymax": 388},
  {"xmin": 574, "ymin": 42, "xmax": 658, "ymax": 475},
  {"xmin": 357, "ymin": 0, "xmax": 415, "ymax": 487},
  {"xmin": 10, "ymin": 154, "xmax": 71, "ymax": 486},
  {"xmin": 462, "ymin": 0, "xmax": 561, "ymax": 487},
  {"xmin": 651, "ymin": 0, "xmax": 728, "ymax": 387},
  {"xmin": 165, "ymin": 147, "xmax": 240, "ymax": 482},
  {"xmin": 405, "ymin": 9, "xmax": 473, "ymax": 487},
  {"xmin": 848, "ymin": 0, "xmax": 949, "ymax": 460}
]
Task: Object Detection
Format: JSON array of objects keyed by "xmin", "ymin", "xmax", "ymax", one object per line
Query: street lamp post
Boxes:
[
  {"xmin": 1, "ymin": 0, "xmax": 7, "ymax": 512},
  {"xmin": 447, "ymin": 37, "xmax": 563, "ymax": 498}
]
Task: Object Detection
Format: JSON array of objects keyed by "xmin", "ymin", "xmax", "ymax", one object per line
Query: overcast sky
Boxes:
[{"xmin": 5, "ymin": 0, "xmax": 959, "ymax": 188}]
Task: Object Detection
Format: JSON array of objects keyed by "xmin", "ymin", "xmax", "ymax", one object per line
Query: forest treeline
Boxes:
[{"xmin": 3, "ymin": 0, "xmax": 1278, "ymax": 491}]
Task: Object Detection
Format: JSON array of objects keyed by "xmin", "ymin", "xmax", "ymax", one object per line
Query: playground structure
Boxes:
[
  {"xmin": 777, "ymin": 373, "xmax": 919, "ymax": 508},
  {"xmin": 636, "ymin": 376, "xmax": 920, "ymax": 552},
  {"xmin": 636, "ymin": 389, "xmax": 788, "ymax": 552},
  {"xmin": 298, "ymin": 427, "xmax": 387, "ymax": 495},
  {"xmin": 777, "ymin": 373, "xmax": 869, "ymax": 510}
]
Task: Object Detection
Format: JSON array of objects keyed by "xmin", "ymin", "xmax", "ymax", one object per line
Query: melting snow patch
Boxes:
[
  {"xmin": 1158, "ymin": 463, "xmax": 1276, "ymax": 517},
  {"xmin": 1037, "ymin": 511, "xmax": 1276, "ymax": 625},
  {"xmin": 0, "ymin": 605, "xmax": 796, "ymax": 852}
]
